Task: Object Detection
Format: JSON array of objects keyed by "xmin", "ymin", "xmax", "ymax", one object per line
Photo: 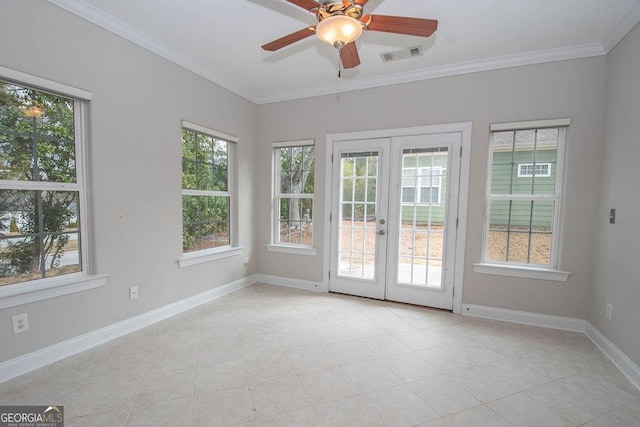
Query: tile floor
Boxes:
[{"xmin": 1, "ymin": 283, "xmax": 639, "ymax": 426}]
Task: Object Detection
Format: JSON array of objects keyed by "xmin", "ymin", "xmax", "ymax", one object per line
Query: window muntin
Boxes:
[
  {"xmin": 0, "ymin": 81, "xmax": 85, "ymax": 286},
  {"xmin": 484, "ymin": 125, "xmax": 565, "ymax": 267},
  {"xmin": 273, "ymin": 141, "xmax": 314, "ymax": 246},
  {"xmin": 181, "ymin": 127, "xmax": 233, "ymax": 253}
]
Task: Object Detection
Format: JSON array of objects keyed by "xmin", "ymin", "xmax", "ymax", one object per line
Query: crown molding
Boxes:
[
  {"xmin": 48, "ymin": 0, "xmax": 621, "ymax": 106},
  {"xmin": 47, "ymin": 0, "xmax": 259, "ymax": 104},
  {"xmin": 255, "ymin": 43, "xmax": 606, "ymax": 104},
  {"xmin": 602, "ymin": 0, "xmax": 640, "ymax": 53}
]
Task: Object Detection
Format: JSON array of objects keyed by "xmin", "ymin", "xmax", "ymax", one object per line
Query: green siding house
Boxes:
[{"xmin": 401, "ymin": 135, "xmax": 557, "ymax": 229}]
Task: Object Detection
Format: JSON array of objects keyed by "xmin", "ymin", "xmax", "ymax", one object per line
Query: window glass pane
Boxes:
[
  {"xmin": 181, "ymin": 131, "xmax": 197, "ymax": 190},
  {"xmin": 402, "ymin": 187, "xmax": 415, "ymax": 203},
  {"xmin": 182, "ymin": 130, "xmax": 230, "ymax": 192},
  {"xmin": 513, "ymin": 130, "xmax": 536, "ymax": 163},
  {"xmin": 533, "ymin": 160, "xmax": 557, "ymax": 196},
  {"xmin": 342, "ymin": 178, "xmax": 353, "ymax": 201},
  {"xmin": 486, "ymin": 199, "xmax": 510, "ymax": 263},
  {"xmin": 0, "ymin": 83, "xmax": 77, "ymax": 183},
  {"xmin": 0, "ymin": 81, "xmax": 84, "ymax": 285},
  {"xmin": 0, "ymin": 132, "xmax": 34, "ymax": 181},
  {"xmin": 354, "ymin": 178, "xmax": 367, "ymax": 202},
  {"xmin": 366, "ymin": 178, "xmax": 376, "ymax": 202},
  {"xmin": 355, "ymin": 157, "xmax": 366, "ymax": 177},
  {"xmin": 1, "ymin": 190, "xmax": 81, "ymax": 285},
  {"xmin": 530, "ymin": 230, "xmax": 552, "ymax": 266},
  {"xmin": 37, "ymin": 139, "xmax": 76, "ymax": 183},
  {"xmin": 182, "ymin": 195, "xmax": 230, "ymax": 252},
  {"xmin": 194, "ymin": 135, "xmax": 214, "ymax": 191},
  {"xmin": 402, "ymin": 168, "xmax": 416, "ymax": 187},
  {"xmin": 487, "ymin": 199, "xmax": 554, "ymax": 265},
  {"xmin": 423, "ymin": 187, "xmax": 434, "ymax": 203},
  {"xmin": 365, "ymin": 202, "xmax": 376, "ymax": 219},
  {"xmin": 279, "ymin": 171, "xmax": 290, "ymax": 194},
  {"xmin": 341, "ymin": 157, "xmax": 354, "ymax": 177},
  {"xmin": 279, "ymin": 146, "xmax": 314, "ymax": 196},
  {"xmin": 278, "ymin": 197, "xmax": 312, "ymax": 245},
  {"xmin": 341, "ymin": 203, "xmax": 353, "ymax": 221},
  {"xmin": 366, "ymin": 157, "xmax": 377, "ymax": 177},
  {"xmin": 492, "ymin": 129, "xmax": 559, "ymax": 196},
  {"xmin": 275, "ymin": 144, "xmax": 314, "ymax": 246},
  {"xmin": 213, "ymin": 139, "xmax": 228, "ymax": 192},
  {"xmin": 197, "ymin": 163, "xmax": 213, "ymax": 191},
  {"xmin": 182, "ymin": 128, "xmax": 234, "ymax": 253},
  {"xmin": 490, "ymin": 154, "xmax": 515, "ymax": 195},
  {"xmin": 213, "ymin": 196, "xmax": 230, "ymax": 247}
]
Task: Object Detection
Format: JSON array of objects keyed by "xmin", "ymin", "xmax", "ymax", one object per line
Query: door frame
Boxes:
[{"xmin": 323, "ymin": 122, "xmax": 472, "ymax": 314}]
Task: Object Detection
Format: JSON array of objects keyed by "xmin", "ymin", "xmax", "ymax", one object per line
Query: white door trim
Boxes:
[{"xmin": 323, "ymin": 122, "xmax": 472, "ymax": 314}]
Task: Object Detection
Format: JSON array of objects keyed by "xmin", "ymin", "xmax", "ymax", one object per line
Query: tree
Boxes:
[
  {"xmin": 181, "ymin": 130, "xmax": 229, "ymax": 251},
  {"xmin": 0, "ymin": 82, "xmax": 78, "ymax": 281},
  {"xmin": 279, "ymin": 146, "xmax": 314, "ymax": 227}
]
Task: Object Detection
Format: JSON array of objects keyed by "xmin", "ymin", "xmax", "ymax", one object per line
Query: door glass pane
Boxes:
[
  {"xmin": 338, "ymin": 152, "xmax": 378, "ymax": 280},
  {"xmin": 397, "ymin": 148, "xmax": 448, "ymax": 288}
]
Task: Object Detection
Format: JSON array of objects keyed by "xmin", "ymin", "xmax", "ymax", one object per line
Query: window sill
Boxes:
[
  {"xmin": 178, "ymin": 246, "xmax": 243, "ymax": 268},
  {"xmin": 265, "ymin": 244, "xmax": 317, "ymax": 256},
  {"xmin": 0, "ymin": 273, "xmax": 110, "ymax": 309},
  {"xmin": 473, "ymin": 262, "xmax": 571, "ymax": 282}
]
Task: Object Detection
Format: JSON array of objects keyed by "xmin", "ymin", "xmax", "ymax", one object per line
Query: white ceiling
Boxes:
[{"xmin": 50, "ymin": 0, "xmax": 640, "ymax": 104}]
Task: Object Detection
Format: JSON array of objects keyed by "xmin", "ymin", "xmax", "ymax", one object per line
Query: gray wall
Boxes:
[
  {"xmin": 0, "ymin": 1, "xmax": 258, "ymax": 362},
  {"xmin": 257, "ymin": 57, "xmax": 606, "ymax": 319},
  {"xmin": 591, "ymin": 22, "xmax": 640, "ymax": 365},
  {"xmin": 1, "ymin": 0, "xmax": 628, "ymax": 366}
]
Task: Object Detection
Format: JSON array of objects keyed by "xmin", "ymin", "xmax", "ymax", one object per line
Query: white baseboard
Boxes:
[
  {"xmin": 461, "ymin": 304, "xmax": 640, "ymax": 392},
  {"xmin": 3, "ymin": 280, "xmax": 639, "ymax": 396},
  {"xmin": 0, "ymin": 275, "xmax": 256, "ymax": 383},
  {"xmin": 254, "ymin": 274, "xmax": 324, "ymax": 292},
  {"xmin": 585, "ymin": 322, "xmax": 640, "ymax": 391},
  {"xmin": 461, "ymin": 304, "xmax": 587, "ymax": 332}
]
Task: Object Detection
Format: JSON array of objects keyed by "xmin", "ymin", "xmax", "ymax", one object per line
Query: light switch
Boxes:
[{"xmin": 609, "ymin": 208, "xmax": 616, "ymax": 224}]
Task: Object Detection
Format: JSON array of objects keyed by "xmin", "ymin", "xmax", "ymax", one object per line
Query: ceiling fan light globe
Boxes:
[{"xmin": 316, "ymin": 15, "xmax": 362, "ymax": 48}]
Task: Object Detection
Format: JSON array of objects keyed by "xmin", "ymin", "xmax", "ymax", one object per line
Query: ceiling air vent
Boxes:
[{"xmin": 380, "ymin": 46, "xmax": 423, "ymax": 63}]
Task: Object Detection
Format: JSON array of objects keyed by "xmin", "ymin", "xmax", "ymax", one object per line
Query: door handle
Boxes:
[{"xmin": 377, "ymin": 230, "xmax": 386, "ymax": 236}]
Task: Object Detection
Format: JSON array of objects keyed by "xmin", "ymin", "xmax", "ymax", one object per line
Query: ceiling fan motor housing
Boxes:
[{"xmin": 316, "ymin": 1, "xmax": 363, "ymax": 22}]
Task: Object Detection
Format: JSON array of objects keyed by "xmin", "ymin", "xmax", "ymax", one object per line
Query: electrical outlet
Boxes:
[
  {"xmin": 12, "ymin": 313, "xmax": 29, "ymax": 334},
  {"xmin": 606, "ymin": 303, "xmax": 613, "ymax": 320},
  {"xmin": 243, "ymin": 257, "xmax": 249, "ymax": 266},
  {"xmin": 129, "ymin": 286, "xmax": 138, "ymax": 300}
]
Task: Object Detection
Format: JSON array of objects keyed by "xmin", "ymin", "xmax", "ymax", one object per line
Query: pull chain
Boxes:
[{"xmin": 337, "ymin": 49, "xmax": 342, "ymax": 78}]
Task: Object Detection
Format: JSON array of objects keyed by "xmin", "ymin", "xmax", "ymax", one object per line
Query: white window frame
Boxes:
[
  {"xmin": 517, "ymin": 163, "xmax": 551, "ymax": 178},
  {"xmin": 0, "ymin": 66, "xmax": 108, "ymax": 309},
  {"xmin": 178, "ymin": 121, "xmax": 241, "ymax": 267},
  {"xmin": 266, "ymin": 139, "xmax": 316, "ymax": 256},
  {"xmin": 402, "ymin": 166, "xmax": 442, "ymax": 204},
  {"xmin": 474, "ymin": 118, "xmax": 572, "ymax": 282}
]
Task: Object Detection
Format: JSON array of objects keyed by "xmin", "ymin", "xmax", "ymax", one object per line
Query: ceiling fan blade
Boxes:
[
  {"xmin": 362, "ymin": 14, "xmax": 438, "ymax": 37},
  {"xmin": 286, "ymin": 0, "xmax": 321, "ymax": 11},
  {"xmin": 341, "ymin": 0, "xmax": 368, "ymax": 8},
  {"xmin": 262, "ymin": 27, "xmax": 316, "ymax": 51},
  {"xmin": 340, "ymin": 41, "xmax": 361, "ymax": 69}
]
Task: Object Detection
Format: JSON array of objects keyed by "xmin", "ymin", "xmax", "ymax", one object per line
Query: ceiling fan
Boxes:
[{"xmin": 262, "ymin": 0, "xmax": 438, "ymax": 72}]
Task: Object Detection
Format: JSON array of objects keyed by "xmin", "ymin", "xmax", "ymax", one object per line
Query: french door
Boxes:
[{"xmin": 329, "ymin": 132, "xmax": 462, "ymax": 310}]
